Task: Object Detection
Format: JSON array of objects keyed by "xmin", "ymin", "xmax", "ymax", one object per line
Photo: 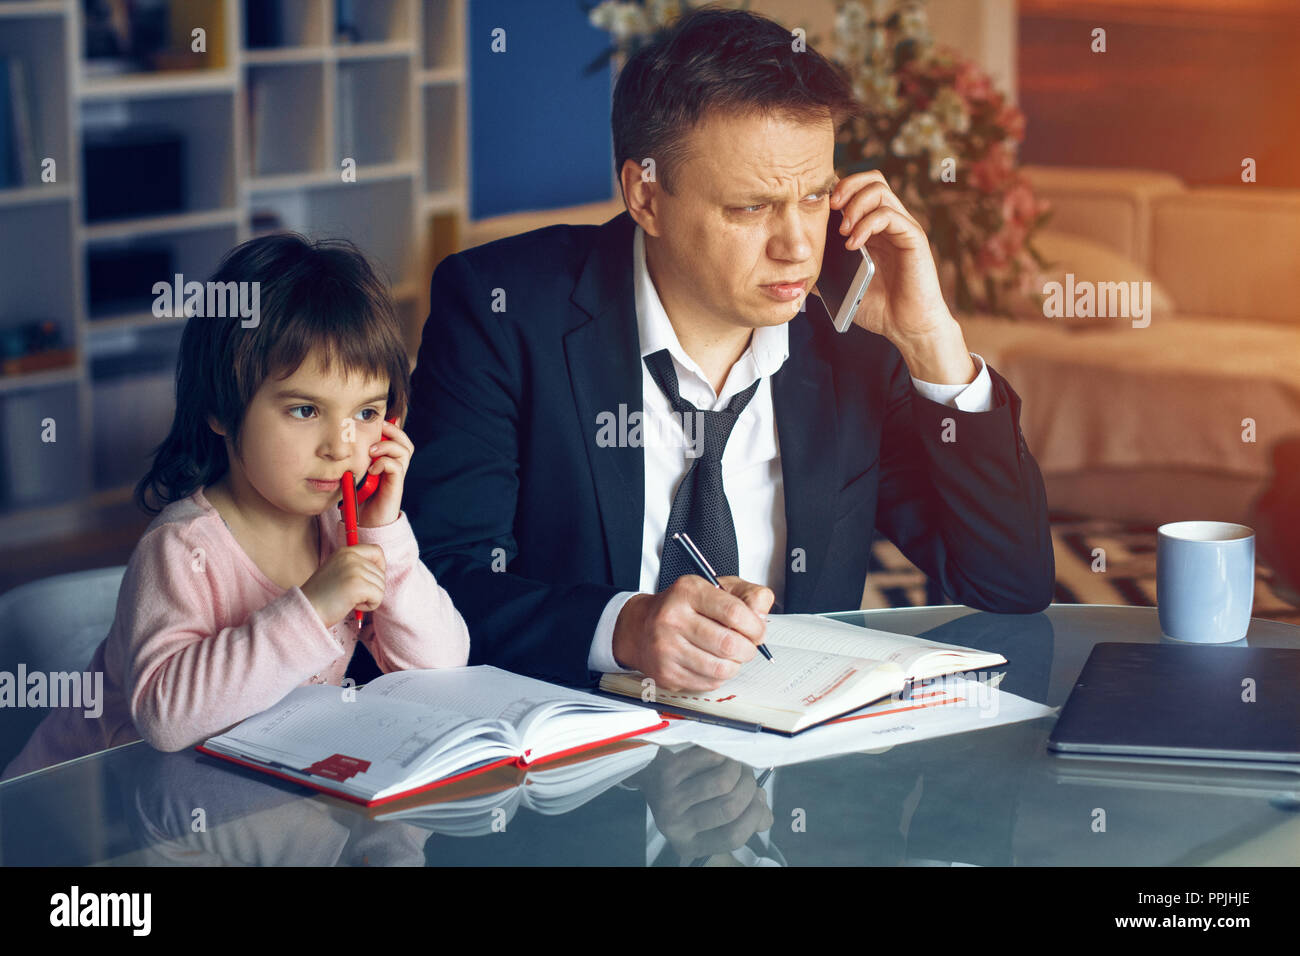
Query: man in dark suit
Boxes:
[{"xmin": 403, "ymin": 8, "xmax": 1054, "ymax": 691}]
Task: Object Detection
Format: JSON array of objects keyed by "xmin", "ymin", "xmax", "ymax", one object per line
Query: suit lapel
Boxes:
[
  {"xmin": 773, "ymin": 305, "xmax": 839, "ymax": 612},
  {"xmin": 566, "ymin": 212, "xmax": 645, "ymax": 590},
  {"xmin": 565, "ymin": 215, "xmax": 841, "ymax": 607}
]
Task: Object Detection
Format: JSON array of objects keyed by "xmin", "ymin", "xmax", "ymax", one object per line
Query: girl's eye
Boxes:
[{"xmin": 289, "ymin": 406, "xmax": 381, "ymax": 420}]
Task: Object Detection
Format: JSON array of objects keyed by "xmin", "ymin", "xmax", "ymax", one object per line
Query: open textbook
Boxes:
[
  {"xmin": 601, "ymin": 613, "xmax": 1008, "ymax": 734},
  {"xmin": 198, "ymin": 666, "xmax": 667, "ymax": 806}
]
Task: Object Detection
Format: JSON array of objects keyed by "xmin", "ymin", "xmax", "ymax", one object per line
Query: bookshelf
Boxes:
[{"xmin": 0, "ymin": 0, "xmax": 467, "ymax": 547}]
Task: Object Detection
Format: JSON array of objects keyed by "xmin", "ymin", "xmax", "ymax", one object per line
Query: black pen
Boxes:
[{"xmin": 671, "ymin": 532, "xmax": 774, "ymax": 661}]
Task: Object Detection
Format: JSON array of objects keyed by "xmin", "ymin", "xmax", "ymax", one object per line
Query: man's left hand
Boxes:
[{"xmin": 829, "ymin": 171, "xmax": 975, "ymax": 385}]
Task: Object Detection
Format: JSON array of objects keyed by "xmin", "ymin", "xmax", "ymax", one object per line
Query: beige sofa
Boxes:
[
  {"xmin": 458, "ymin": 166, "xmax": 1300, "ymax": 527},
  {"xmin": 960, "ymin": 165, "xmax": 1300, "ymax": 526}
]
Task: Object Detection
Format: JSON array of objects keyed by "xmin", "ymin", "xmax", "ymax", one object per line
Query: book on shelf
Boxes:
[
  {"xmin": 244, "ymin": 0, "xmax": 285, "ymax": 50},
  {"xmin": 0, "ymin": 57, "xmax": 11, "ymax": 188},
  {"xmin": 600, "ymin": 613, "xmax": 1008, "ymax": 735},
  {"xmin": 245, "ymin": 70, "xmax": 261, "ymax": 176},
  {"xmin": 0, "ymin": 56, "xmax": 37, "ymax": 188},
  {"xmin": 198, "ymin": 665, "xmax": 668, "ymax": 807}
]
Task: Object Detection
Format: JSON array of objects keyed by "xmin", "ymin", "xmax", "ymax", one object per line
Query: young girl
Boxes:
[{"xmin": 3, "ymin": 234, "xmax": 469, "ymax": 779}]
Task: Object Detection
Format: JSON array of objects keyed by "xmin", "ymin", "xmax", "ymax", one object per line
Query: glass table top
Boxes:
[{"xmin": 2, "ymin": 604, "xmax": 1297, "ymax": 867}]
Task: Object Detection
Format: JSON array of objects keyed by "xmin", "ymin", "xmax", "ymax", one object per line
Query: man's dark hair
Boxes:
[{"xmin": 611, "ymin": 5, "xmax": 859, "ymax": 198}]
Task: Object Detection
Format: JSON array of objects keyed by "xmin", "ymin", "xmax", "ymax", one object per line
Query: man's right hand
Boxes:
[
  {"xmin": 632, "ymin": 746, "xmax": 773, "ymax": 861},
  {"xmin": 611, "ymin": 575, "xmax": 774, "ymax": 691}
]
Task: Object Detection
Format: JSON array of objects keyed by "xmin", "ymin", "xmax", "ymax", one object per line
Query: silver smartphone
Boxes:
[{"xmin": 814, "ymin": 208, "xmax": 875, "ymax": 333}]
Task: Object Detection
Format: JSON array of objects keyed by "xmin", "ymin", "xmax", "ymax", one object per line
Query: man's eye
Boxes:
[
  {"xmin": 739, "ymin": 204, "xmax": 766, "ymax": 214},
  {"xmin": 289, "ymin": 405, "xmax": 316, "ymax": 419}
]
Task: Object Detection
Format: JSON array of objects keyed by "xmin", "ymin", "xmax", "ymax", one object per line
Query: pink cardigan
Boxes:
[{"xmin": 3, "ymin": 488, "xmax": 469, "ymax": 779}]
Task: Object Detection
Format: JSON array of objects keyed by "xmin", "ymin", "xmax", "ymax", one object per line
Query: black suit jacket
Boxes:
[{"xmin": 404, "ymin": 211, "xmax": 1054, "ymax": 686}]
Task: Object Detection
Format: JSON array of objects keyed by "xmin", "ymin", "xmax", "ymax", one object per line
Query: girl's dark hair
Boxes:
[
  {"xmin": 611, "ymin": 5, "xmax": 860, "ymax": 198},
  {"xmin": 134, "ymin": 233, "xmax": 410, "ymax": 516}
]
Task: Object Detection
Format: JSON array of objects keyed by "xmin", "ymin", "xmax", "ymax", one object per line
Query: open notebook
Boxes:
[
  {"xmin": 198, "ymin": 666, "xmax": 667, "ymax": 806},
  {"xmin": 601, "ymin": 613, "xmax": 1007, "ymax": 734}
]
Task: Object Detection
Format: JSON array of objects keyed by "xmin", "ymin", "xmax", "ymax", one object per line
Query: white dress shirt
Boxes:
[{"xmin": 587, "ymin": 225, "xmax": 994, "ymax": 672}]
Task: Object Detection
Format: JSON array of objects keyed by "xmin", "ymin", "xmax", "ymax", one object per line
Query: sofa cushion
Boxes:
[
  {"xmin": 1151, "ymin": 188, "xmax": 1300, "ymax": 326},
  {"xmin": 1022, "ymin": 165, "xmax": 1185, "ymax": 269},
  {"xmin": 1012, "ymin": 229, "xmax": 1176, "ymax": 324}
]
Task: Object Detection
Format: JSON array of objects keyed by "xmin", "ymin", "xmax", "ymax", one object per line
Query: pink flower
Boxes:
[
  {"xmin": 975, "ymin": 238, "xmax": 1006, "ymax": 273},
  {"xmin": 946, "ymin": 85, "xmax": 973, "ymax": 113},
  {"xmin": 1001, "ymin": 178, "xmax": 1038, "ymax": 226},
  {"xmin": 976, "ymin": 221, "xmax": 1026, "ymax": 274},
  {"xmin": 969, "ymin": 144, "xmax": 1015, "ymax": 193},
  {"xmin": 1013, "ymin": 253, "xmax": 1042, "ymax": 296},
  {"xmin": 954, "ymin": 61, "xmax": 994, "ymax": 104},
  {"xmin": 996, "ymin": 103, "xmax": 1026, "ymax": 142},
  {"xmin": 897, "ymin": 64, "xmax": 931, "ymax": 106}
]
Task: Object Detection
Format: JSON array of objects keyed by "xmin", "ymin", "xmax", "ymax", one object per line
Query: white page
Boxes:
[
  {"xmin": 367, "ymin": 666, "xmax": 649, "ymax": 723},
  {"xmin": 366, "ymin": 666, "xmax": 662, "ymax": 759},
  {"xmin": 522, "ymin": 743, "xmax": 660, "ymax": 815},
  {"xmin": 649, "ymin": 646, "xmax": 898, "ymax": 718},
  {"xmin": 645, "ymin": 678, "xmax": 1056, "ymax": 767},
  {"xmin": 204, "ymin": 685, "xmax": 500, "ymax": 787},
  {"xmin": 765, "ymin": 614, "xmax": 1003, "ymax": 674}
]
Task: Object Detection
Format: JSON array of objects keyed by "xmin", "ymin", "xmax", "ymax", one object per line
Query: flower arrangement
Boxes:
[
  {"xmin": 585, "ymin": 0, "xmax": 1052, "ymax": 317},
  {"xmin": 831, "ymin": 1, "xmax": 1051, "ymax": 315}
]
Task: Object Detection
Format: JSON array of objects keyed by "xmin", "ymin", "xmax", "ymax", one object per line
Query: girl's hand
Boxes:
[
  {"xmin": 302, "ymin": 543, "xmax": 387, "ymax": 629},
  {"xmin": 357, "ymin": 418, "xmax": 413, "ymax": 528}
]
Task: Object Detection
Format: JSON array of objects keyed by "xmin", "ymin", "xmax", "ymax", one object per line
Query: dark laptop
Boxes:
[{"xmin": 1048, "ymin": 642, "xmax": 1300, "ymax": 769}]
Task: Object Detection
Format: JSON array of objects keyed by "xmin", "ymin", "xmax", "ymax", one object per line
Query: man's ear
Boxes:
[{"xmin": 620, "ymin": 158, "xmax": 662, "ymax": 238}]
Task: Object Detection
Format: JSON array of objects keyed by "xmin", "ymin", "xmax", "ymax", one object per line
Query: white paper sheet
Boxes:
[{"xmin": 640, "ymin": 677, "xmax": 1057, "ymax": 767}]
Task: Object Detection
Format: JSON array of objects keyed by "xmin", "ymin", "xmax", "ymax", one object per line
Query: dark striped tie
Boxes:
[{"xmin": 644, "ymin": 348, "xmax": 760, "ymax": 591}]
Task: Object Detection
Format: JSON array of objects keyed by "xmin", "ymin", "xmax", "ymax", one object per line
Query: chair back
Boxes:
[{"xmin": 0, "ymin": 566, "xmax": 126, "ymax": 771}]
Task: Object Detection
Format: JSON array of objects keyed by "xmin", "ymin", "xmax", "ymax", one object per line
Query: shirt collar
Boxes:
[{"xmin": 633, "ymin": 224, "xmax": 789, "ymax": 405}]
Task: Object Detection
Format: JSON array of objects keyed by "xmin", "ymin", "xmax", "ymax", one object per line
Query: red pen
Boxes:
[
  {"xmin": 338, "ymin": 415, "xmax": 398, "ymax": 623},
  {"xmin": 340, "ymin": 468, "xmax": 363, "ymax": 623}
]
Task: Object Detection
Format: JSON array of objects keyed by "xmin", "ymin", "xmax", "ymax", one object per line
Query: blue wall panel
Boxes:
[{"xmin": 467, "ymin": 1, "xmax": 616, "ymax": 219}]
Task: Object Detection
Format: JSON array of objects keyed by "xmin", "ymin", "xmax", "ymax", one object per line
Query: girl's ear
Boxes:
[{"xmin": 206, "ymin": 413, "xmax": 227, "ymax": 437}]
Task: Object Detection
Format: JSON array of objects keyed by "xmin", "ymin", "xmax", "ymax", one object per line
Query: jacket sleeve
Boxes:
[
  {"xmin": 403, "ymin": 252, "xmax": 621, "ymax": 687},
  {"xmin": 873, "ymin": 346, "xmax": 1056, "ymax": 613},
  {"xmin": 124, "ymin": 524, "xmax": 349, "ymax": 752}
]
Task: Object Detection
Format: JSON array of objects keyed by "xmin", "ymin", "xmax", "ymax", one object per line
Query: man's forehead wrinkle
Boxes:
[
  {"xmin": 688, "ymin": 112, "xmax": 836, "ymax": 198},
  {"xmin": 754, "ymin": 161, "xmax": 826, "ymax": 188},
  {"xmin": 733, "ymin": 162, "xmax": 835, "ymax": 200}
]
